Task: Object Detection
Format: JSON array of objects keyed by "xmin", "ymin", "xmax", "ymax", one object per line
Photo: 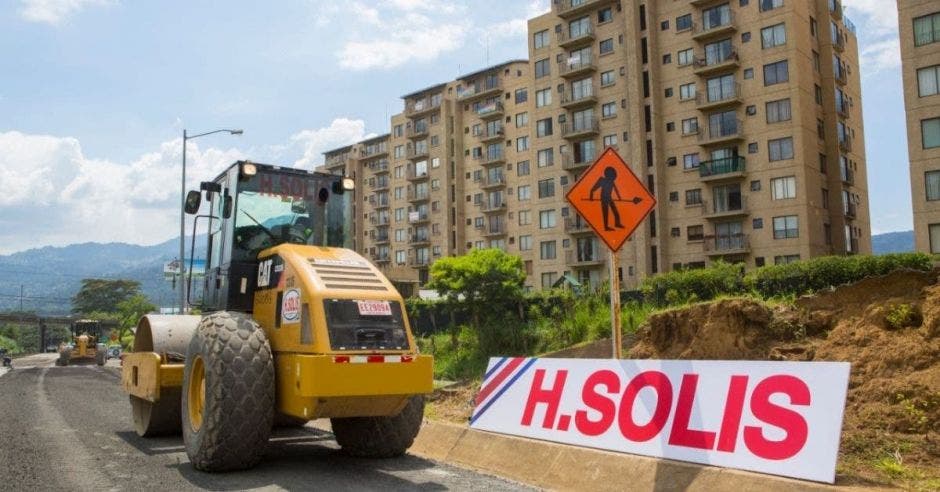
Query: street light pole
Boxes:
[{"xmin": 179, "ymin": 128, "xmax": 243, "ymax": 314}]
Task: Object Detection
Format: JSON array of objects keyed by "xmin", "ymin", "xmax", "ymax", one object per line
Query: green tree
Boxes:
[
  {"xmin": 427, "ymin": 248, "xmax": 526, "ymax": 348},
  {"xmin": 71, "ymin": 279, "xmax": 142, "ymax": 315},
  {"xmin": 115, "ymin": 294, "xmax": 156, "ymax": 348}
]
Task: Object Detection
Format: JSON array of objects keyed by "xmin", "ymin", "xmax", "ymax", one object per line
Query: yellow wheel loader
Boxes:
[
  {"xmin": 121, "ymin": 161, "xmax": 432, "ymax": 471},
  {"xmin": 57, "ymin": 319, "xmax": 106, "ymax": 366}
]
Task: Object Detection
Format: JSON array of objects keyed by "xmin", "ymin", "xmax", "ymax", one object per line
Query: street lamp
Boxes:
[{"xmin": 179, "ymin": 128, "xmax": 243, "ymax": 314}]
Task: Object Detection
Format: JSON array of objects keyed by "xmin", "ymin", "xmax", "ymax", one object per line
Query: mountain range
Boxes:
[{"xmin": 0, "ymin": 230, "xmax": 916, "ymax": 315}]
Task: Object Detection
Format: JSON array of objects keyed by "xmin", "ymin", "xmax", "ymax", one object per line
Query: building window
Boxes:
[
  {"xmin": 535, "ymin": 58, "xmax": 550, "ymax": 79},
  {"xmin": 763, "ymin": 60, "xmax": 789, "ymax": 86},
  {"xmin": 602, "ymin": 134, "xmax": 617, "ymax": 148},
  {"xmin": 518, "ymin": 210, "xmax": 531, "ymax": 225},
  {"xmin": 536, "ymin": 88, "xmax": 552, "ymax": 107},
  {"xmin": 517, "ymin": 185, "xmax": 531, "ymax": 201},
  {"xmin": 927, "ymin": 171, "xmax": 940, "ymax": 200},
  {"xmin": 515, "ymin": 88, "xmax": 528, "ymax": 103},
  {"xmin": 773, "ymin": 215, "xmax": 799, "ymax": 239},
  {"xmin": 539, "ymin": 209, "xmax": 556, "ymax": 229},
  {"xmin": 676, "ymin": 14, "xmax": 693, "ymax": 31},
  {"xmin": 602, "ymin": 102, "xmax": 617, "ymax": 118},
  {"xmin": 536, "ymin": 118, "xmax": 553, "ymax": 137},
  {"xmin": 759, "ymin": 0, "xmax": 784, "ymax": 12},
  {"xmin": 599, "ymin": 38, "xmax": 614, "ymax": 54},
  {"xmin": 924, "ymin": 118, "xmax": 940, "ymax": 149},
  {"xmin": 517, "ymin": 160, "xmax": 530, "ymax": 176},
  {"xmin": 687, "ymin": 225, "xmax": 704, "ymax": 241},
  {"xmin": 519, "ymin": 235, "xmax": 532, "ymax": 251},
  {"xmin": 919, "ymin": 65, "xmax": 940, "ymax": 97},
  {"xmin": 679, "ymin": 82, "xmax": 696, "ymax": 101},
  {"xmin": 774, "ymin": 255, "xmax": 800, "ymax": 265},
  {"xmin": 533, "ymin": 29, "xmax": 549, "ymax": 49},
  {"xmin": 516, "ymin": 112, "xmax": 529, "ymax": 127},
  {"xmin": 601, "ymin": 70, "xmax": 615, "ymax": 86},
  {"xmin": 685, "ymin": 188, "xmax": 702, "ymax": 205},
  {"xmin": 538, "ymin": 178, "xmax": 555, "ymax": 198},
  {"xmin": 683, "ymin": 153, "xmax": 700, "ymax": 169},
  {"xmin": 768, "ymin": 137, "xmax": 794, "ymax": 161},
  {"xmin": 765, "ymin": 98, "xmax": 791, "ymax": 123},
  {"xmin": 677, "ymin": 48, "xmax": 694, "ymax": 66},
  {"xmin": 681, "ymin": 117, "xmax": 699, "ymax": 135},
  {"xmin": 598, "ymin": 7, "xmax": 612, "ymax": 23},
  {"xmin": 771, "ymin": 176, "xmax": 796, "ymax": 200},
  {"xmin": 761, "ymin": 23, "xmax": 786, "ymax": 49},
  {"xmin": 914, "ymin": 12, "xmax": 940, "ymax": 46},
  {"xmin": 662, "ymin": 53, "xmax": 672, "ymax": 65},
  {"xmin": 516, "ymin": 136, "xmax": 529, "ymax": 151},
  {"xmin": 541, "ymin": 272, "xmax": 558, "ymax": 289},
  {"xmin": 537, "ymin": 148, "xmax": 554, "ymax": 167},
  {"xmin": 540, "ymin": 240, "xmax": 556, "ymax": 260}
]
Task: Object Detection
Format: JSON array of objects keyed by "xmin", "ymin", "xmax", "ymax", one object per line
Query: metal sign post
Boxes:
[{"xmin": 564, "ymin": 148, "xmax": 656, "ymax": 359}]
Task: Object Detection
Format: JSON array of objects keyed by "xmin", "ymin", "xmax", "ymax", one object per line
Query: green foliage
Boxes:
[
  {"xmin": 427, "ymin": 248, "xmax": 526, "ymax": 313},
  {"xmin": 639, "ymin": 261, "xmax": 745, "ymax": 307},
  {"xmin": 0, "ymin": 334, "xmax": 22, "ymax": 355},
  {"xmin": 886, "ymin": 304, "xmax": 920, "ymax": 329},
  {"xmin": 895, "ymin": 391, "xmax": 940, "ymax": 437},
  {"xmin": 115, "ymin": 293, "xmax": 156, "ymax": 344},
  {"xmin": 71, "ymin": 278, "xmax": 143, "ymax": 315}
]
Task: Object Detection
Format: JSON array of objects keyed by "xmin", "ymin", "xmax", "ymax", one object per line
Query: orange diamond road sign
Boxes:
[{"xmin": 565, "ymin": 147, "xmax": 656, "ymax": 252}]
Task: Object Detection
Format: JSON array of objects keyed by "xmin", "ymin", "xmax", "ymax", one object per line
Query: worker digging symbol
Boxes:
[{"xmin": 587, "ymin": 166, "xmax": 644, "ymax": 231}]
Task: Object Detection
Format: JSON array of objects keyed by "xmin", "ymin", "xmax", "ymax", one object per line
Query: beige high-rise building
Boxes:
[
  {"xmin": 322, "ymin": 0, "xmax": 869, "ymax": 294},
  {"xmin": 898, "ymin": 0, "xmax": 940, "ymax": 253}
]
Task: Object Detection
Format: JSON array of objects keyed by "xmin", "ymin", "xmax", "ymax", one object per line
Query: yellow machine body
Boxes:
[{"xmin": 122, "ymin": 244, "xmax": 432, "ymax": 421}]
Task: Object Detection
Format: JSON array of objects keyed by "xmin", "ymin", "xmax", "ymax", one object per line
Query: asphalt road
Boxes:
[{"xmin": 0, "ymin": 354, "xmax": 531, "ymax": 491}]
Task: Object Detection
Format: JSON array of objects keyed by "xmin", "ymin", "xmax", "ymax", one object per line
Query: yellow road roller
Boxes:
[{"xmin": 121, "ymin": 161, "xmax": 432, "ymax": 471}]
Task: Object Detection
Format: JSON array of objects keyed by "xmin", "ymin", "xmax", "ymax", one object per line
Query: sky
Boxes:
[{"xmin": 0, "ymin": 0, "xmax": 912, "ymax": 254}]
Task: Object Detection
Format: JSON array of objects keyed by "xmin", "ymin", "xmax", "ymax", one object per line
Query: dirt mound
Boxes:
[{"xmin": 629, "ymin": 269, "xmax": 940, "ymax": 487}]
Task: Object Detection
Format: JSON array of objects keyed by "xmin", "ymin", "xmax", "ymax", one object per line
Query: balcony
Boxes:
[
  {"xmin": 406, "ymin": 168, "xmax": 430, "ymax": 181},
  {"xmin": 557, "ymin": 24, "xmax": 595, "ymax": 49},
  {"xmin": 409, "ymin": 257, "xmax": 431, "ymax": 268},
  {"xmin": 475, "ymin": 101, "xmax": 504, "ymax": 120},
  {"xmin": 560, "ymin": 90, "xmax": 597, "ymax": 109},
  {"xmin": 841, "ymin": 167, "xmax": 855, "ymax": 185},
  {"xmin": 561, "ymin": 118, "xmax": 600, "ymax": 139},
  {"xmin": 481, "ymin": 175, "xmax": 506, "ymax": 189},
  {"xmin": 698, "ymin": 120, "xmax": 743, "ymax": 146},
  {"xmin": 692, "ymin": 49, "xmax": 739, "ymax": 76},
  {"xmin": 829, "ymin": 0, "xmax": 843, "ymax": 20},
  {"xmin": 361, "ymin": 146, "xmax": 388, "ymax": 159},
  {"xmin": 405, "ymin": 98, "xmax": 441, "ymax": 118},
  {"xmin": 370, "ymin": 215, "xmax": 390, "ymax": 226},
  {"xmin": 372, "ymin": 160, "xmax": 389, "ymax": 174},
  {"xmin": 408, "ymin": 211, "xmax": 430, "ymax": 224},
  {"xmin": 371, "ymin": 179, "xmax": 389, "ymax": 191},
  {"xmin": 562, "ymin": 154, "xmax": 596, "ymax": 172},
  {"xmin": 835, "ymin": 69, "xmax": 848, "ymax": 86},
  {"xmin": 481, "ymin": 152, "xmax": 506, "ymax": 167},
  {"xmin": 837, "ymin": 99, "xmax": 850, "ymax": 118},
  {"xmin": 695, "ymin": 83, "xmax": 741, "ymax": 111},
  {"xmin": 844, "ymin": 202, "xmax": 857, "ymax": 219},
  {"xmin": 839, "ymin": 135, "xmax": 853, "ymax": 152},
  {"xmin": 565, "ymin": 249, "xmax": 606, "ymax": 268},
  {"xmin": 479, "ymin": 201, "xmax": 506, "ymax": 214},
  {"xmin": 554, "ymin": 0, "xmax": 612, "ymax": 19},
  {"xmin": 699, "ymin": 156, "xmax": 746, "ymax": 182},
  {"xmin": 408, "ymin": 147, "xmax": 429, "ymax": 161},
  {"xmin": 482, "ymin": 223, "xmax": 507, "ymax": 237},
  {"xmin": 692, "ymin": 12, "xmax": 736, "ymax": 41},
  {"xmin": 565, "ymin": 216, "xmax": 595, "ymax": 235},
  {"xmin": 701, "ymin": 197, "xmax": 748, "ymax": 220},
  {"xmin": 374, "ymin": 233, "xmax": 390, "ymax": 245},
  {"xmin": 478, "ymin": 126, "xmax": 504, "ymax": 143},
  {"xmin": 559, "ymin": 54, "xmax": 597, "ymax": 78},
  {"xmin": 704, "ymin": 234, "xmax": 750, "ymax": 256},
  {"xmin": 832, "ymin": 32, "xmax": 845, "ymax": 52},
  {"xmin": 458, "ymin": 81, "xmax": 502, "ymax": 102},
  {"xmin": 406, "ymin": 125, "xmax": 429, "ymax": 140},
  {"xmin": 373, "ymin": 197, "xmax": 390, "ymax": 209},
  {"xmin": 410, "ymin": 232, "xmax": 431, "ymax": 246},
  {"xmin": 372, "ymin": 253, "xmax": 391, "ymax": 264},
  {"xmin": 407, "ymin": 188, "xmax": 430, "ymax": 203}
]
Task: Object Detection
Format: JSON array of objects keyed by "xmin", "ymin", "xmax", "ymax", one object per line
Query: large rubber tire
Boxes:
[
  {"xmin": 57, "ymin": 349, "xmax": 70, "ymax": 367},
  {"xmin": 181, "ymin": 312, "xmax": 275, "ymax": 472},
  {"xmin": 95, "ymin": 350, "xmax": 106, "ymax": 366},
  {"xmin": 130, "ymin": 388, "xmax": 182, "ymax": 436},
  {"xmin": 331, "ymin": 396, "xmax": 425, "ymax": 458}
]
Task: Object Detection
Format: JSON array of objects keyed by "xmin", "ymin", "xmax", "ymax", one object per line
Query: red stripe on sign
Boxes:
[{"xmin": 475, "ymin": 357, "xmax": 525, "ymax": 406}]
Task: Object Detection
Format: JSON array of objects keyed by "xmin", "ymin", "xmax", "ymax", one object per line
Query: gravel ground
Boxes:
[{"xmin": 0, "ymin": 359, "xmax": 533, "ymax": 491}]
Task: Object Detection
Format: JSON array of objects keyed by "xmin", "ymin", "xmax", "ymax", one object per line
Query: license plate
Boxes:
[{"xmin": 356, "ymin": 300, "xmax": 392, "ymax": 316}]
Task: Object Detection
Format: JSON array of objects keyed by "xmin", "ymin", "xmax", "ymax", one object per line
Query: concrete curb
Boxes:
[{"xmin": 313, "ymin": 418, "xmax": 892, "ymax": 491}]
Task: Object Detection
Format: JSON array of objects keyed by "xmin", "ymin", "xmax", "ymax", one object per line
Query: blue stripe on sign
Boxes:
[
  {"xmin": 482, "ymin": 356, "xmax": 508, "ymax": 381},
  {"xmin": 470, "ymin": 357, "xmax": 538, "ymax": 425}
]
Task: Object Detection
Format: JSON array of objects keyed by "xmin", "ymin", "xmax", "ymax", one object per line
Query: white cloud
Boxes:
[
  {"xmin": 339, "ymin": 16, "xmax": 470, "ymax": 71},
  {"xmin": 843, "ymin": 0, "xmax": 901, "ymax": 73},
  {"xmin": 0, "ymin": 118, "xmax": 369, "ymax": 253},
  {"xmin": 18, "ymin": 0, "xmax": 115, "ymax": 26}
]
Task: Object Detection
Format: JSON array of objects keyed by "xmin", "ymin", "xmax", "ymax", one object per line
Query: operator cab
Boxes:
[{"xmin": 184, "ymin": 161, "xmax": 353, "ymax": 312}]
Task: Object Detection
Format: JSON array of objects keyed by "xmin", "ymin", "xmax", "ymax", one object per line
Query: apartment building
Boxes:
[
  {"xmin": 322, "ymin": 0, "xmax": 869, "ymax": 293},
  {"xmin": 898, "ymin": 0, "xmax": 940, "ymax": 253}
]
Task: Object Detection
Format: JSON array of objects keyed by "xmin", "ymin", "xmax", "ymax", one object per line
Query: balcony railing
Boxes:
[
  {"xmin": 561, "ymin": 118, "xmax": 600, "ymax": 138},
  {"xmin": 844, "ymin": 202, "xmax": 857, "ymax": 219},
  {"xmin": 481, "ymin": 175, "xmax": 506, "ymax": 188},
  {"xmin": 406, "ymin": 125, "xmax": 429, "ymax": 139},
  {"xmin": 837, "ymin": 99, "xmax": 850, "ymax": 118},
  {"xmin": 481, "ymin": 152, "xmax": 505, "ymax": 166},
  {"xmin": 565, "ymin": 249, "xmax": 605, "ymax": 267},
  {"xmin": 699, "ymin": 156, "xmax": 746, "ymax": 179},
  {"xmin": 693, "ymin": 49, "xmax": 739, "ymax": 75},
  {"xmin": 410, "ymin": 232, "xmax": 431, "ymax": 244},
  {"xmin": 478, "ymin": 126, "xmax": 504, "ymax": 142},
  {"xmin": 839, "ymin": 135, "xmax": 853, "ymax": 152},
  {"xmin": 695, "ymin": 82, "xmax": 741, "ymax": 109},
  {"xmin": 698, "ymin": 120, "xmax": 743, "ymax": 145},
  {"xmin": 408, "ymin": 211, "xmax": 430, "ymax": 224},
  {"xmin": 565, "ymin": 217, "xmax": 594, "ymax": 234},
  {"xmin": 371, "ymin": 179, "xmax": 389, "ymax": 191},
  {"xmin": 701, "ymin": 196, "xmax": 748, "ymax": 219},
  {"xmin": 405, "ymin": 98, "xmax": 441, "ymax": 117},
  {"xmin": 479, "ymin": 201, "xmax": 506, "ymax": 213},
  {"xmin": 407, "ymin": 189, "xmax": 430, "ymax": 202},
  {"xmin": 692, "ymin": 11, "xmax": 736, "ymax": 40},
  {"xmin": 361, "ymin": 146, "xmax": 388, "ymax": 158},
  {"xmin": 373, "ymin": 196, "xmax": 390, "ymax": 208},
  {"xmin": 374, "ymin": 233, "xmax": 390, "ymax": 244},
  {"xmin": 829, "ymin": 0, "xmax": 843, "ymax": 19},
  {"xmin": 458, "ymin": 81, "xmax": 502, "ymax": 102},
  {"xmin": 832, "ymin": 32, "xmax": 845, "ymax": 52},
  {"xmin": 835, "ymin": 68, "xmax": 848, "ymax": 85},
  {"xmin": 406, "ymin": 168, "xmax": 430, "ymax": 181},
  {"xmin": 475, "ymin": 101, "xmax": 505, "ymax": 118},
  {"xmin": 370, "ymin": 216, "xmax": 390, "ymax": 226},
  {"xmin": 372, "ymin": 160, "xmax": 389, "ymax": 173},
  {"xmin": 372, "ymin": 253, "xmax": 390, "ymax": 263},
  {"xmin": 554, "ymin": 0, "xmax": 608, "ymax": 18},
  {"xmin": 704, "ymin": 233, "xmax": 750, "ymax": 255},
  {"xmin": 559, "ymin": 54, "xmax": 596, "ymax": 78},
  {"xmin": 408, "ymin": 147, "xmax": 429, "ymax": 160},
  {"xmin": 562, "ymin": 154, "xmax": 597, "ymax": 171},
  {"xmin": 560, "ymin": 90, "xmax": 597, "ymax": 109},
  {"xmin": 557, "ymin": 24, "xmax": 595, "ymax": 48},
  {"xmin": 409, "ymin": 257, "xmax": 431, "ymax": 268},
  {"xmin": 841, "ymin": 167, "xmax": 855, "ymax": 185},
  {"xmin": 482, "ymin": 223, "xmax": 507, "ymax": 237}
]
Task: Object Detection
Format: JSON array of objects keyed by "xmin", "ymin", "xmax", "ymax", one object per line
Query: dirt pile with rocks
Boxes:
[{"xmin": 629, "ymin": 269, "xmax": 940, "ymax": 488}]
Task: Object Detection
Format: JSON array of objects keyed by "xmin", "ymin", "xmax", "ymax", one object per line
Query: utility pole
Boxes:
[{"xmin": 19, "ymin": 284, "xmax": 23, "ymax": 312}]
